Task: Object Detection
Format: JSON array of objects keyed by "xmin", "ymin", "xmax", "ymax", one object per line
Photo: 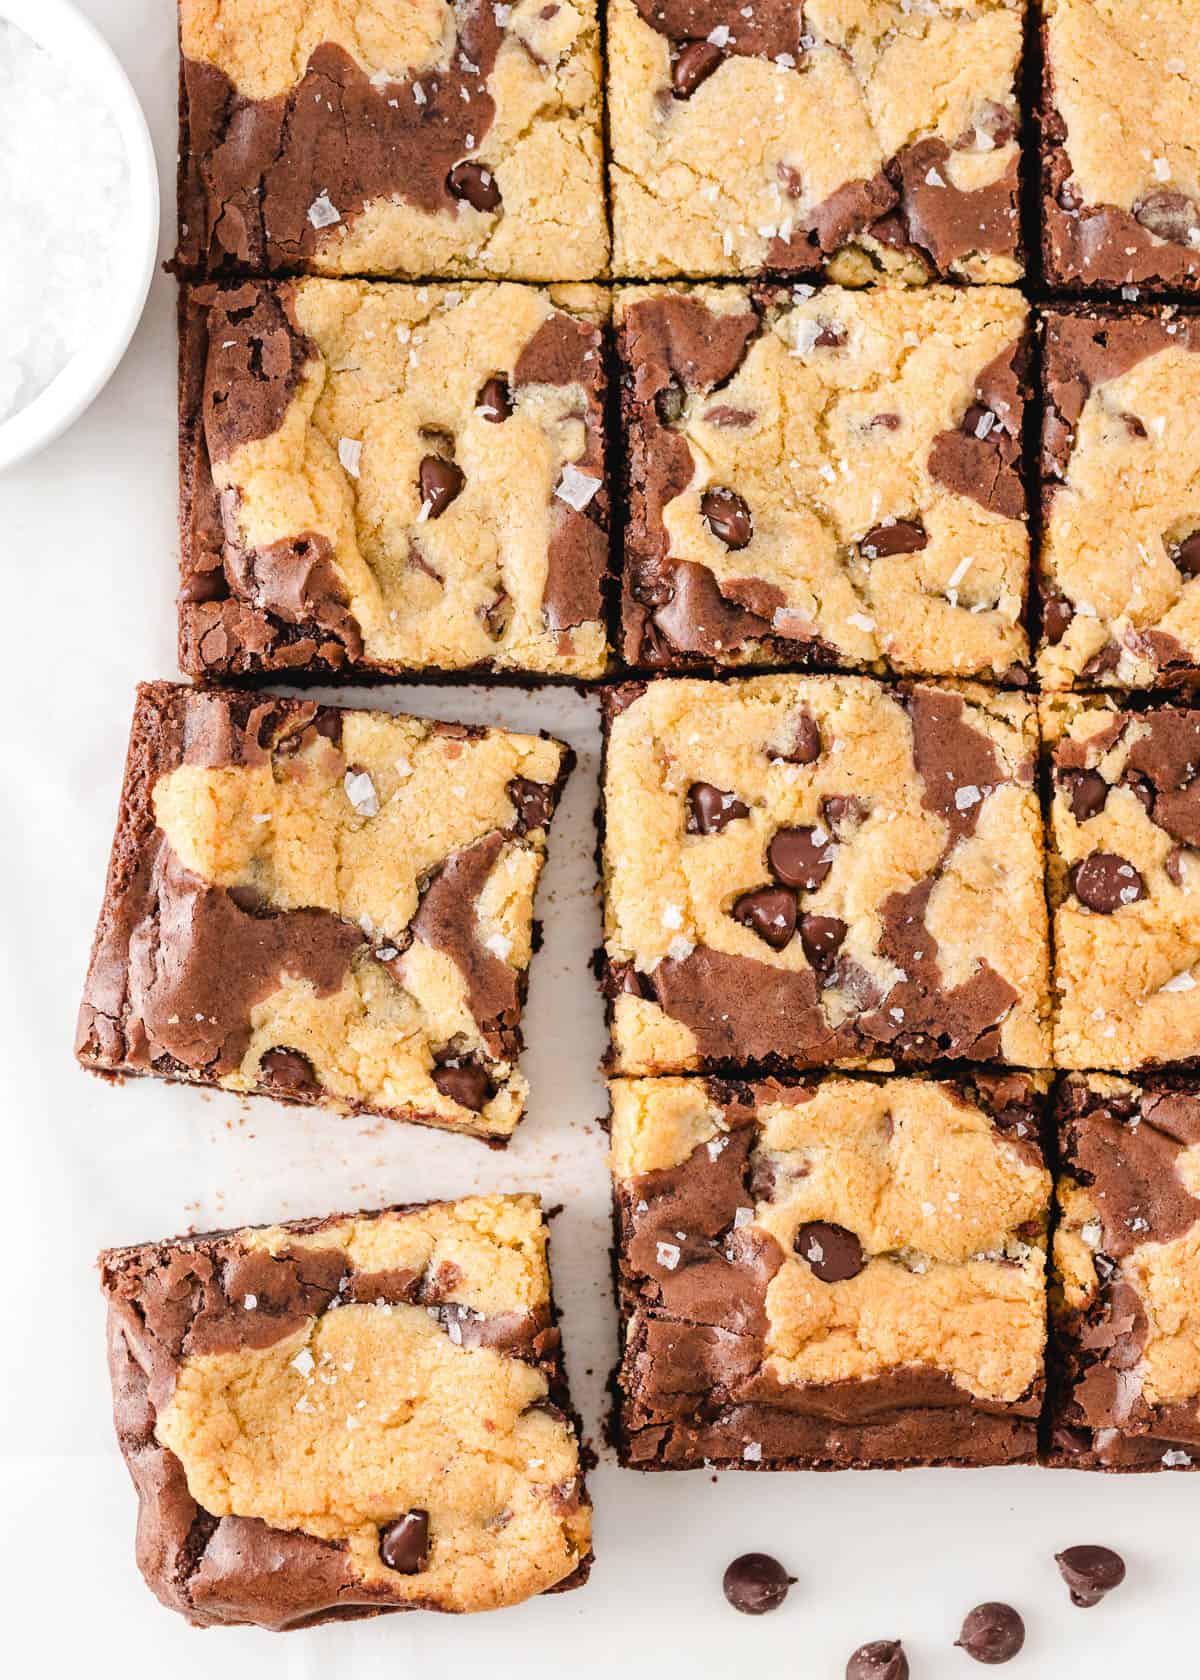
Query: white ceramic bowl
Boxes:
[{"xmin": 0, "ymin": 0, "xmax": 159, "ymax": 472}]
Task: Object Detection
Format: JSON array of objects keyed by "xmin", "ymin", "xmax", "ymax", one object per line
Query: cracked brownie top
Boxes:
[
  {"xmin": 176, "ymin": 0, "xmax": 609, "ymax": 280},
  {"xmin": 1042, "ymin": 0, "xmax": 1200, "ymax": 291},
  {"xmin": 610, "ymin": 1073, "xmax": 1051, "ymax": 1468},
  {"xmin": 180, "ymin": 280, "xmax": 610, "ymax": 680},
  {"xmin": 101, "ymin": 1195, "xmax": 591, "ymax": 1627},
  {"xmin": 617, "ymin": 283, "xmax": 1031, "ymax": 680},
  {"xmin": 1039, "ymin": 308, "xmax": 1200, "ymax": 691},
  {"xmin": 608, "ymin": 0, "xmax": 1024, "ymax": 282},
  {"xmin": 601, "ymin": 675, "xmax": 1051, "ymax": 1075},
  {"xmin": 77, "ymin": 682, "xmax": 570, "ymax": 1140},
  {"xmin": 1048, "ymin": 1074, "xmax": 1200, "ymax": 1470},
  {"xmin": 1044, "ymin": 694, "xmax": 1200, "ymax": 1072}
]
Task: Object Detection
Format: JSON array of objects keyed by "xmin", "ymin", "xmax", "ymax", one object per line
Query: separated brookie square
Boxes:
[
  {"xmin": 600, "ymin": 675, "xmax": 1051, "ymax": 1076},
  {"xmin": 100, "ymin": 1195, "xmax": 592, "ymax": 1628},
  {"xmin": 616, "ymin": 282, "xmax": 1032, "ymax": 681},
  {"xmin": 607, "ymin": 0, "xmax": 1025, "ymax": 282},
  {"xmin": 76, "ymin": 682, "xmax": 572, "ymax": 1141},
  {"xmin": 179, "ymin": 280, "xmax": 610, "ymax": 682},
  {"xmin": 1038, "ymin": 306, "xmax": 1200, "ymax": 691},
  {"xmin": 1042, "ymin": 693, "xmax": 1200, "ymax": 1072},
  {"xmin": 1046, "ymin": 1074, "xmax": 1200, "ymax": 1472},
  {"xmin": 1041, "ymin": 0, "xmax": 1200, "ymax": 292},
  {"xmin": 609, "ymin": 1072, "xmax": 1051, "ymax": 1469},
  {"xmin": 175, "ymin": 0, "xmax": 609, "ymax": 281}
]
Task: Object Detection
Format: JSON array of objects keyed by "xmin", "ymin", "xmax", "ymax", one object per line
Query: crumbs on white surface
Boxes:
[{"xmin": 0, "ymin": 20, "xmax": 132, "ymax": 425}]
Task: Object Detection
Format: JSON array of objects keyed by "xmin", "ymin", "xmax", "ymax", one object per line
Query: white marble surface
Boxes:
[{"xmin": 0, "ymin": 2, "xmax": 1193, "ymax": 1673}]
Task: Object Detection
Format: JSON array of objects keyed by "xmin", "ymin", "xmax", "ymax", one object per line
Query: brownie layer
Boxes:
[
  {"xmin": 610, "ymin": 1074, "xmax": 1051, "ymax": 1469},
  {"xmin": 1047, "ymin": 1075, "xmax": 1200, "ymax": 1470},
  {"xmin": 101, "ymin": 1197, "xmax": 592, "ymax": 1626},
  {"xmin": 77, "ymin": 683, "xmax": 571, "ymax": 1139}
]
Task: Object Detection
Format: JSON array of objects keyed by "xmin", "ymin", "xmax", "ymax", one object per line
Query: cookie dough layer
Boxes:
[
  {"xmin": 602, "ymin": 676, "xmax": 1051, "ymax": 1075},
  {"xmin": 100, "ymin": 1196, "xmax": 592, "ymax": 1627},
  {"xmin": 608, "ymin": 0, "xmax": 1024, "ymax": 282},
  {"xmin": 611, "ymin": 1073, "xmax": 1050, "ymax": 1469},
  {"xmin": 176, "ymin": 0, "xmax": 609, "ymax": 280},
  {"xmin": 76, "ymin": 683, "xmax": 571, "ymax": 1140},
  {"xmin": 1047, "ymin": 1076, "xmax": 1200, "ymax": 1471},
  {"xmin": 1045, "ymin": 695, "xmax": 1200, "ymax": 1072},
  {"xmin": 180, "ymin": 281, "xmax": 610, "ymax": 681},
  {"xmin": 1039, "ymin": 309, "xmax": 1200, "ymax": 690},
  {"xmin": 1042, "ymin": 0, "xmax": 1200, "ymax": 291},
  {"xmin": 618, "ymin": 284, "xmax": 1031, "ymax": 679}
]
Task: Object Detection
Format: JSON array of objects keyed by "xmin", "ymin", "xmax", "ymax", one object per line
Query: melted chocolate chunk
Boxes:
[
  {"xmin": 861, "ymin": 519, "xmax": 927, "ymax": 560},
  {"xmin": 1173, "ymin": 532, "xmax": 1200, "ymax": 578},
  {"xmin": 378, "ymin": 1511, "xmax": 430, "ymax": 1574},
  {"xmin": 795, "ymin": 1221, "xmax": 865, "ymax": 1283},
  {"xmin": 419, "ymin": 455, "xmax": 465, "ymax": 519},
  {"xmin": 768, "ymin": 825, "xmax": 836, "ymax": 892},
  {"xmin": 731, "ymin": 886, "xmax": 797, "ymax": 950},
  {"xmin": 447, "ymin": 160, "xmax": 501, "ymax": 213},
  {"xmin": 432, "ymin": 1059, "xmax": 493, "ymax": 1113},
  {"xmin": 702, "ymin": 486, "xmax": 754, "ymax": 550},
  {"xmin": 477, "ymin": 376, "xmax": 512, "ymax": 422},
  {"xmin": 1054, "ymin": 1545, "xmax": 1126, "ymax": 1608},
  {"xmin": 800, "ymin": 913, "xmax": 847, "ymax": 970},
  {"xmin": 722, "ymin": 1553, "xmax": 795, "ymax": 1615},
  {"xmin": 673, "ymin": 39, "xmax": 724, "ymax": 97},
  {"xmin": 846, "ymin": 1641, "xmax": 909, "ymax": 1680},
  {"xmin": 507, "ymin": 776, "xmax": 557, "ymax": 836},
  {"xmin": 1072, "ymin": 853, "xmax": 1145, "ymax": 913},
  {"xmin": 955, "ymin": 1603, "xmax": 1025, "ymax": 1665},
  {"xmin": 258, "ymin": 1047, "xmax": 320, "ymax": 1095},
  {"xmin": 687, "ymin": 782, "xmax": 750, "ymax": 835},
  {"xmin": 1042, "ymin": 594, "xmax": 1074, "ymax": 645},
  {"xmin": 1061, "ymin": 769, "xmax": 1109, "ymax": 823},
  {"xmin": 772, "ymin": 712, "xmax": 822, "ymax": 765}
]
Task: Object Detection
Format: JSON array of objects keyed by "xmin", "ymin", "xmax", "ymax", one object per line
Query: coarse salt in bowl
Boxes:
[{"xmin": 0, "ymin": 0, "xmax": 159, "ymax": 472}]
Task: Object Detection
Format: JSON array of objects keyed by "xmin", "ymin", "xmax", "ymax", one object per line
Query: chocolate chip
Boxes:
[
  {"xmin": 1173, "ymin": 532, "xmax": 1200, "ymax": 578},
  {"xmin": 721, "ymin": 1553, "xmax": 794, "ymax": 1615},
  {"xmin": 702, "ymin": 487, "xmax": 753, "ymax": 550},
  {"xmin": 955, "ymin": 1603, "xmax": 1025, "ymax": 1665},
  {"xmin": 673, "ymin": 39, "xmax": 724, "ymax": 98},
  {"xmin": 447, "ymin": 160, "xmax": 501, "ymax": 212},
  {"xmin": 432, "ymin": 1060, "xmax": 493, "ymax": 1112},
  {"xmin": 688, "ymin": 782, "xmax": 750, "ymax": 835},
  {"xmin": 861, "ymin": 519, "xmax": 927, "ymax": 560},
  {"xmin": 258, "ymin": 1048, "xmax": 319, "ymax": 1095},
  {"xmin": 1167, "ymin": 845, "xmax": 1189, "ymax": 885},
  {"xmin": 823, "ymin": 793, "xmax": 868, "ymax": 832},
  {"xmin": 419, "ymin": 455, "xmax": 465, "ymax": 519},
  {"xmin": 507, "ymin": 776, "xmax": 555, "ymax": 835},
  {"xmin": 181, "ymin": 566, "xmax": 229, "ymax": 604},
  {"xmin": 1061, "ymin": 769, "xmax": 1109, "ymax": 823},
  {"xmin": 477, "ymin": 377, "xmax": 512, "ymax": 422},
  {"xmin": 795, "ymin": 1221, "xmax": 865, "ymax": 1283},
  {"xmin": 1122, "ymin": 411, "xmax": 1148, "ymax": 439},
  {"xmin": 1134, "ymin": 189, "xmax": 1200, "ymax": 244},
  {"xmin": 768, "ymin": 825, "xmax": 835, "ymax": 891},
  {"xmin": 1072, "ymin": 853, "xmax": 1146, "ymax": 913},
  {"xmin": 847, "ymin": 1641, "xmax": 909, "ymax": 1680},
  {"xmin": 772, "ymin": 712, "xmax": 822, "ymax": 765},
  {"xmin": 731, "ymin": 886, "xmax": 797, "ymax": 950},
  {"xmin": 604, "ymin": 960, "xmax": 649, "ymax": 1000},
  {"xmin": 1043, "ymin": 594, "xmax": 1074, "ymax": 644},
  {"xmin": 1121, "ymin": 770, "xmax": 1155, "ymax": 816},
  {"xmin": 800, "ymin": 914, "xmax": 847, "ymax": 970},
  {"xmin": 379, "ymin": 1511, "xmax": 430, "ymax": 1574},
  {"xmin": 1055, "ymin": 1545, "xmax": 1126, "ymax": 1608}
]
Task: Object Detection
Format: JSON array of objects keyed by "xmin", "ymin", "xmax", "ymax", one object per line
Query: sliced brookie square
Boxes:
[
  {"xmin": 610, "ymin": 1073, "xmax": 1051, "ymax": 1469},
  {"xmin": 1043, "ymin": 694, "xmax": 1200, "ymax": 1071},
  {"xmin": 179, "ymin": 280, "xmax": 610, "ymax": 681},
  {"xmin": 1041, "ymin": 0, "xmax": 1200, "ymax": 291},
  {"xmin": 176, "ymin": 0, "xmax": 608, "ymax": 280},
  {"xmin": 601, "ymin": 675, "xmax": 1051, "ymax": 1075},
  {"xmin": 1047, "ymin": 1074, "xmax": 1200, "ymax": 1471},
  {"xmin": 100, "ymin": 1195, "xmax": 592, "ymax": 1627},
  {"xmin": 1039, "ymin": 307, "xmax": 1200, "ymax": 690},
  {"xmin": 76, "ymin": 682, "xmax": 571, "ymax": 1140},
  {"xmin": 616, "ymin": 283, "xmax": 1031, "ymax": 681},
  {"xmin": 608, "ymin": 0, "xmax": 1025, "ymax": 282}
]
